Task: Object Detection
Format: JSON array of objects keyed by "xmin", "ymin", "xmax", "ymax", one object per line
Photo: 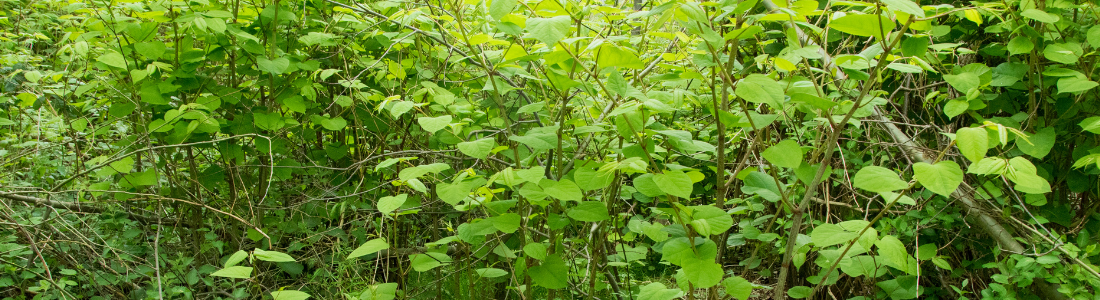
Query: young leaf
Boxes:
[
  {"xmin": 1081, "ymin": 116, "xmax": 1100, "ymax": 134},
  {"xmin": 636, "ymin": 282, "xmax": 684, "ymax": 300},
  {"xmin": 881, "ymin": 0, "xmax": 924, "ymax": 16},
  {"xmin": 912, "ymin": 161, "xmax": 963, "ymax": 196},
  {"xmin": 852, "ymin": 166, "xmax": 908, "ymax": 193}
]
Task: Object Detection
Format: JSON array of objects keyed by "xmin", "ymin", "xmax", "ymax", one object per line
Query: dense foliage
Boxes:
[{"xmin": 1, "ymin": 0, "xmax": 1099, "ymax": 299}]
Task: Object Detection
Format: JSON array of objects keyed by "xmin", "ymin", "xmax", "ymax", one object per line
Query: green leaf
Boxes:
[
  {"xmin": 210, "ymin": 266, "xmax": 253, "ymax": 279},
  {"xmin": 224, "ymin": 250, "xmax": 248, "ymax": 267},
  {"xmin": 735, "ymin": 74, "xmax": 784, "ymax": 108},
  {"xmin": 312, "ymin": 115, "xmax": 346, "ymax": 131},
  {"xmin": 1044, "ymin": 43, "xmax": 1083, "ymax": 64},
  {"xmin": 682, "ymin": 257, "xmax": 723, "ymax": 288},
  {"xmin": 762, "ymin": 139, "xmax": 802, "ymax": 168},
  {"xmin": 524, "ymin": 16, "xmax": 571, "ymax": 46},
  {"xmin": 543, "ymin": 179, "xmax": 583, "ymax": 201},
  {"xmin": 943, "ymin": 99, "xmax": 969, "ymax": 119},
  {"xmin": 567, "ymin": 201, "xmax": 610, "ymax": 222},
  {"xmin": 876, "ymin": 275, "xmax": 919, "ymax": 299},
  {"xmin": 417, "ymin": 115, "xmax": 451, "ymax": 133},
  {"xmin": 740, "ymin": 171, "xmax": 782, "ymax": 202},
  {"xmin": 476, "ymin": 268, "xmax": 509, "ymax": 278},
  {"xmin": 654, "ymin": 170, "xmax": 694, "ymax": 199},
  {"xmin": 912, "ymin": 161, "xmax": 963, "ymax": 196},
  {"xmin": 852, "ymin": 166, "xmax": 908, "ymax": 193},
  {"xmin": 1021, "ymin": 9, "xmax": 1060, "ymax": 23},
  {"xmin": 877, "ymin": 235, "xmax": 914, "ymax": 274},
  {"xmin": 943, "ymin": 73, "xmax": 979, "ymax": 93},
  {"xmin": 490, "ymin": 213, "xmax": 522, "ymax": 233},
  {"xmin": 574, "ymin": 166, "xmax": 614, "ymax": 191},
  {"xmin": 377, "ymin": 194, "xmax": 408, "ymax": 215},
  {"xmin": 523, "ymin": 243, "xmax": 548, "ymax": 260},
  {"xmin": 360, "ymin": 283, "xmax": 398, "ymax": 300},
  {"xmin": 917, "ymin": 244, "xmax": 937, "ymax": 260},
  {"xmin": 1007, "ymin": 36, "xmax": 1034, "ymax": 55},
  {"xmin": 254, "ymin": 249, "xmax": 295, "ymax": 262},
  {"xmin": 1058, "ymin": 77, "xmax": 1098, "ymax": 94},
  {"xmin": 457, "ymin": 138, "xmax": 495, "ymax": 159},
  {"xmin": 529, "ymin": 254, "xmax": 569, "ymax": 289},
  {"xmin": 636, "ymin": 282, "xmax": 683, "ymax": 300},
  {"xmin": 257, "ymin": 57, "xmax": 291, "ymax": 74},
  {"xmin": 956, "ymin": 127, "xmax": 989, "ymax": 162},
  {"xmin": 688, "ymin": 205, "xmax": 733, "ymax": 236},
  {"xmin": 97, "ymin": 51, "xmax": 129, "ymax": 69},
  {"xmin": 723, "ymin": 276, "xmax": 754, "ymax": 300},
  {"xmin": 787, "ymin": 286, "xmax": 812, "ymax": 299},
  {"xmin": 270, "ymin": 290, "xmax": 310, "ymax": 300},
  {"xmin": 398, "ymin": 163, "xmax": 451, "ymax": 181},
  {"xmin": 596, "ymin": 45, "xmax": 645, "ymax": 70},
  {"xmin": 409, "ymin": 252, "xmax": 451, "ymax": 272},
  {"xmin": 253, "ymin": 112, "xmax": 285, "ymax": 131},
  {"xmin": 1017, "ymin": 127, "xmax": 1055, "ymax": 158},
  {"xmin": 489, "ymin": 0, "xmax": 516, "ymax": 19},
  {"xmin": 1080, "ymin": 117, "xmax": 1100, "ymax": 134},
  {"xmin": 347, "ymin": 238, "xmax": 390, "ymax": 260},
  {"xmin": 881, "ymin": 0, "xmax": 924, "ymax": 16},
  {"xmin": 829, "ymin": 14, "xmax": 896, "ymax": 40},
  {"xmin": 1089, "ymin": 26, "xmax": 1100, "ymax": 48},
  {"xmin": 389, "ymin": 101, "xmax": 415, "ymax": 119},
  {"xmin": 811, "ymin": 223, "xmax": 858, "ymax": 247}
]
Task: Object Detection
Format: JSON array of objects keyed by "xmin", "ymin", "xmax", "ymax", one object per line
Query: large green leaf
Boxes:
[
  {"xmin": 1081, "ymin": 116, "xmax": 1100, "ymax": 134},
  {"xmin": 955, "ymin": 127, "xmax": 988, "ymax": 162},
  {"xmin": 735, "ymin": 74, "xmax": 784, "ymax": 108},
  {"xmin": 567, "ymin": 201, "xmax": 610, "ymax": 222},
  {"xmin": 257, "ymin": 57, "xmax": 291, "ymax": 74},
  {"xmin": 524, "ymin": 16, "xmax": 571, "ymax": 46},
  {"xmin": 210, "ymin": 266, "xmax": 253, "ymax": 279},
  {"xmin": 852, "ymin": 166, "xmax": 908, "ymax": 193},
  {"xmin": 829, "ymin": 14, "xmax": 895, "ymax": 40},
  {"xmin": 529, "ymin": 254, "xmax": 569, "ymax": 289},
  {"xmin": 723, "ymin": 276, "xmax": 754, "ymax": 300},
  {"xmin": 654, "ymin": 170, "xmax": 693, "ymax": 199},
  {"xmin": 270, "ymin": 290, "xmax": 310, "ymax": 300},
  {"xmin": 254, "ymin": 249, "xmax": 295, "ymax": 262},
  {"xmin": 762, "ymin": 139, "xmax": 802, "ymax": 168},
  {"xmin": 417, "ymin": 115, "xmax": 451, "ymax": 133},
  {"xmin": 377, "ymin": 194, "xmax": 408, "ymax": 215},
  {"xmin": 811, "ymin": 223, "xmax": 858, "ymax": 247},
  {"xmin": 636, "ymin": 282, "xmax": 683, "ymax": 300},
  {"xmin": 1057, "ymin": 77, "xmax": 1098, "ymax": 94},
  {"xmin": 409, "ymin": 252, "xmax": 451, "ymax": 272},
  {"xmin": 458, "ymin": 138, "xmax": 495, "ymax": 159},
  {"xmin": 1016, "ymin": 127, "xmax": 1056, "ymax": 159},
  {"xmin": 682, "ymin": 257, "xmax": 723, "ymax": 288},
  {"xmin": 876, "ymin": 235, "xmax": 915, "ymax": 274},
  {"xmin": 912, "ymin": 161, "xmax": 963, "ymax": 196},
  {"xmin": 347, "ymin": 238, "xmax": 390, "ymax": 260},
  {"xmin": 596, "ymin": 44, "xmax": 645, "ymax": 69},
  {"xmin": 360, "ymin": 283, "xmax": 398, "ymax": 300},
  {"xmin": 688, "ymin": 205, "xmax": 733, "ymax": 236},
  {"xmin": 543, "ymin": 179, "xmax": 583, "ymax": 201}
]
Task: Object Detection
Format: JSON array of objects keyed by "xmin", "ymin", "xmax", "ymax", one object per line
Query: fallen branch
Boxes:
[{"xmin": 0, "ymin": 191, "xmax": 184, "ymax": 226}]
